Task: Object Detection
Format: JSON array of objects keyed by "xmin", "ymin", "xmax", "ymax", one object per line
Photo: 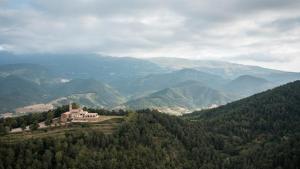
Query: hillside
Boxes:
[
  {"xmin": 0, "ymin": 110, "xmax": 191, "ymax": 169},
  {"xmin": 0, "ymin": 72, "xmax": 126, "ymax": 114},
  {"xmin": 0, "ymin": 76, "xmax": 47, "ymax": 113},
  {"xmin": 223, "ymin": 75, "xmax": 275, "ymax": 97},
  {"xmin": 49, "ymin": 79, "xmax": 126, "ymax": 108},
  {"xmin": 1, "ymin": 81, "xmax": 300, "ymax": 168},
  {"xmin": 0, "ymin": 63, "xmax": 59, "ymax": 85},
  {"xmin": 189, "ymin": 80, "xmax": 300, "ymax": 122},
  {"xmin": 125, "ymin": 81, "xmax": 231, "ymax": 114},
  {"xmin": 185, "ymin": 80, "xmax": 300, "ymax": 168}
]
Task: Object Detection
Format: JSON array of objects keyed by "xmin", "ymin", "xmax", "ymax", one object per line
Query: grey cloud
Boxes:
[
  {"xmin": 235, "ymin": 0, "xmax": 300, "ymax": 11},
  {"xmin": 30, "ymin": 0, "xmax": 300, "ymax": 25},
  {"xmin": 266, "ymin": 17, "xmax": 300, "ymax": 31},
  {"xmin": 227, "ymin": 53, "xmax": 290, "ymax": 62},
  {"xmin": 1, "ymin": 0, "xmax": 300, "ymax": 71}
]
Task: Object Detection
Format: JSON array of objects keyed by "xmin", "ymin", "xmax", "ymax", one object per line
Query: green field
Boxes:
[{"xmin": 0, "ymin": 117, "xmax": 124, "ymax": 144}]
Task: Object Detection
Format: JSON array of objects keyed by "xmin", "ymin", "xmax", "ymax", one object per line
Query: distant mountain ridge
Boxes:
[
  {"xmin": 116, "ymin": 68, "xmax": 228, "ymax": 96},
  {"xmin": 0, "ymin": 52, "xmax": 300, "ymax": 115},
  {"xmin": 223, "ymin": 75, "xmax": 275, "ymax": 98},
  {"xmin": 0, "ymin": 52, "xmax": 167, "ymax": 83},
  {"xmin": 148, "ymin": 57, "xmax": 300, "ymax": 84}
]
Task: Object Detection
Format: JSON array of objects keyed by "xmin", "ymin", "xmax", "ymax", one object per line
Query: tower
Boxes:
[{"xmin": 69, "ymin": 102, "xmax": 72, "ymax": 111}]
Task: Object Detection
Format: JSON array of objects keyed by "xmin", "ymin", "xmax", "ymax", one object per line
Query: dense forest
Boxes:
[{"xmin": 0, "ymin": 81, "xmax": 300, "ymax": 169}]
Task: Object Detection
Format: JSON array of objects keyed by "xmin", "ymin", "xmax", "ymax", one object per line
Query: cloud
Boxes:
[
  {"xmin": 265, "ymin": 17, "xmax": 300, "ymax": 31},
  {"xmin": 226, "ymin": 53, "xmax": 292, "ymax": 62},
  {"xmin": 0, "ymin": 0, "xmax": 300, "ymax": 71}
]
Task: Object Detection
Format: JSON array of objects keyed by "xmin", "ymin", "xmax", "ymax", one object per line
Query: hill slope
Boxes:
[
  {"xmin": 124, "ymin": 81, "xmax": 231, "ymax": 114},
  {"xmin": 189, "ymin": 80, "xmax": 300, "ymax": 122},
  {"xmin": 185, "ymin": 80, "xmax": 300, "ymax": 168},
  {"xmin": 0, "ymin": 76, "xmax": 47, "ymax": 113},
  {"xmin": 223, "ymin": 75, "xmax": 275, "ymax": 97},
  {"xmin": 0, "ymin": 63, "xmax": 58, "ymax": 85},
  {"xmin": 0, "ymin": 74, "xmax": 125, "ymax": 114},
  {"xmin": 49, "ymin": 79, "xmax": 125, "ymax": 108}
]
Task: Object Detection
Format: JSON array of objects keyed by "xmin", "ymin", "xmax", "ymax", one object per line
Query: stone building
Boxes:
[{"xmin": 60, "ymin": 104, "xmax": 99, "ymax": 122}]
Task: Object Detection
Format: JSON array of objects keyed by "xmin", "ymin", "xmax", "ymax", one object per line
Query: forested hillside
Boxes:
[
  {"xmin": 1, "ymin": 81, "xmax": 300, "ymax": 169},
  {"xmin": 186, "ymin": 80, "xmax": 300, "ymax": 168}
]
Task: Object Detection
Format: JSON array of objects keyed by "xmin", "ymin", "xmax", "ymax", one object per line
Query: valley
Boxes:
[{"xmin": 1, "ymin": 52, "xmax": 299, "ymax": 116}]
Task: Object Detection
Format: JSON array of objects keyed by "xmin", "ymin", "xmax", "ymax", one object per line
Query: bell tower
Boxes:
[{"xmin": 69, "ymin": 102, "xmax": 72, "ymax": 111}]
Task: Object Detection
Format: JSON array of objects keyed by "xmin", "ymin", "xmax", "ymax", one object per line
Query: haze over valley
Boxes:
[{"xmin": 1, "ymin": 52, "xmax": 300, "ymax": 116}]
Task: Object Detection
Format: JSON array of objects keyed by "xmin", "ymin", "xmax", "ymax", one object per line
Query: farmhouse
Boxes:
[{"xmin": 61, "ymin": 104, "xmax": 99, "ymax": 122}]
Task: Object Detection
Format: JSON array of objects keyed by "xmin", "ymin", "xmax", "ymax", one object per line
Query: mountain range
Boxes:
[
  {"xmin": 0, "ymin": 52, "xmax": 300, "ymax": 116},
  {"xmin": 149, "ymin": 57, "xmax": 300, "ymax": 83}
]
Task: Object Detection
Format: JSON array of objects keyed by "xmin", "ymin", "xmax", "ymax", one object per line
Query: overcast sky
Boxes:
[{"xmin": 1, "ymin": 0, "xmax": 300, "ymax": 71}]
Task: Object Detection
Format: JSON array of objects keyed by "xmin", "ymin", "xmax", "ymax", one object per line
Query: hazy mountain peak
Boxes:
[
  {"xmin": 224, "ymin": 74, "xmax": 274, "ymax": 98},
  {"xmin": 232, "ymin": 75, "xmax": 269, "ymax": 83}
]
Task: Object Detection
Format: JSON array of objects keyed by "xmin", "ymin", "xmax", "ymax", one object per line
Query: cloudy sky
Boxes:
[{"xmin": 1, "ymin": 0, "xmax": 300, "ymax": 71}]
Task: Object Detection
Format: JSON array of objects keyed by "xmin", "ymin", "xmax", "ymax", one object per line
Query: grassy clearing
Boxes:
[{"xmin": 0, "ymin": 116, "xmax": 124, "ymax": 144}]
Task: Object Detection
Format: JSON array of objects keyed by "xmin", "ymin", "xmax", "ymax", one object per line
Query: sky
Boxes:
[{"xmin": 0, "ymin": 0, "xmax": 300, "ymax": 72}]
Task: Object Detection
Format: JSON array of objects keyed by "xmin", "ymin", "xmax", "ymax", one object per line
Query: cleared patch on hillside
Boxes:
[{"xmin": 0, "ymin": 116, "xmax": 124, "ymax": 144}]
